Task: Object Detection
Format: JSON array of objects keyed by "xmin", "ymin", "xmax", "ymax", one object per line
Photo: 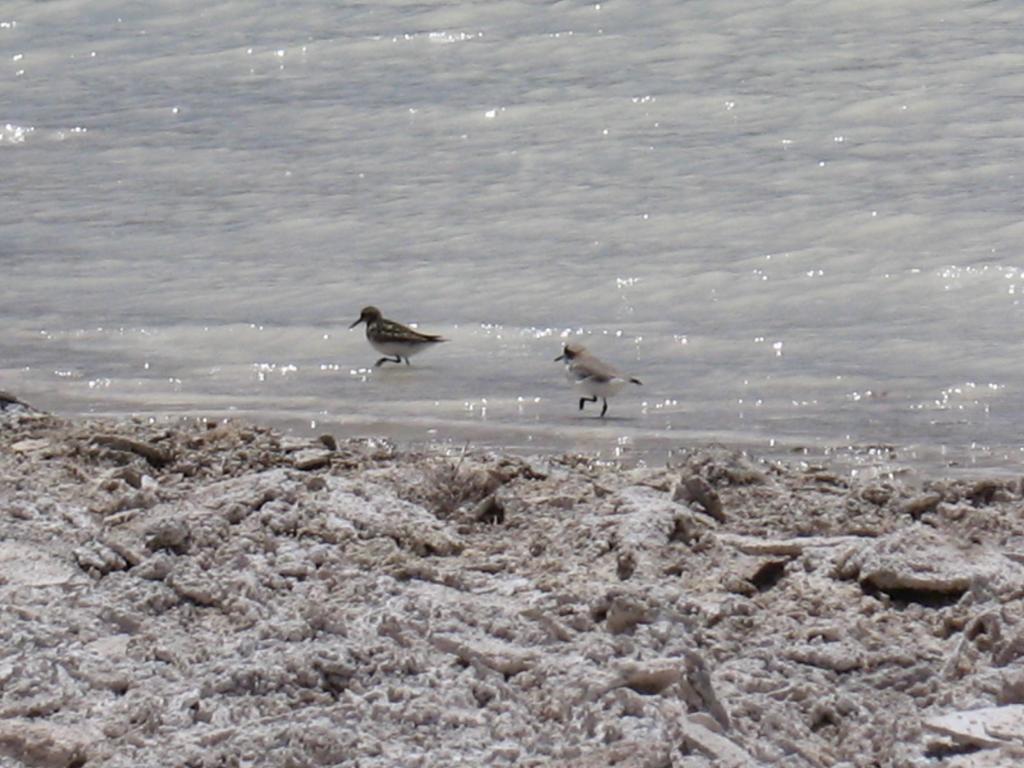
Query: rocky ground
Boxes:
[{"xmin": 2, "ymin": 397, "xmax": 1024, "ymax": 767}]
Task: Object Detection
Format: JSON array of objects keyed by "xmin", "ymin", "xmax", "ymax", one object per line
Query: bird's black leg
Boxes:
[
  {"xmin": 403, "ymin": 356, "xmax": 410, "ymax": 366},
  {"xmin": 579, "ymin": 396, "xmax": 597, "ymax": 411},
  {"xmin": 375, "ymin": 357, "xmax": 390, "ymax": 367},
  {"xmin": 600, "ymin": 399, "xmax": 608, "ymax": 417}
]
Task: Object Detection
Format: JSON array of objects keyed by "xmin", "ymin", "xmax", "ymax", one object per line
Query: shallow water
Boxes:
[{"xmin": 4, "ymin": 0, "xmax": 1024, "ymax": 471}]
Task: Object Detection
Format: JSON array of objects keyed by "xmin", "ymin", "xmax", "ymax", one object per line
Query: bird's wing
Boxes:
[
  {"xmin": 570, "ymin": 354, "xmax": 623, "ymax": 383},
  {"xmin": 377, "ymin": 319, "xmax": 444, "ymax": 343}
]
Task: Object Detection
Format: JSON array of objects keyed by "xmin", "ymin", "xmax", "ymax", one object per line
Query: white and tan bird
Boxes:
[
  {"xmin": 350, "ymin": 306, "xmax": 447, "ymax": 367},
  {"xmin": 555, "ymin": 343, "xmax": 642, "ymax": 417}
]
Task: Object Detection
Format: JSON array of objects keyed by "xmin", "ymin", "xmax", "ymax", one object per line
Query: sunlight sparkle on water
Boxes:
[
  {"xmin": 2, "ymin": 123, "xmax": 34, "ymax": 143},
  {"xmin": 253, "ymin": 363, "xmax": 298, "ymax": 382},
  {"xmin": 4, "ymin": 0, "xmax": 1022, "ymax": 472}
]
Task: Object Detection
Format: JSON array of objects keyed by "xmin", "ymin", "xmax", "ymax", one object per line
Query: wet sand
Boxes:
[{"xmin": 2, "ymin": 403, "xmax": 1024, "ymax": 766}]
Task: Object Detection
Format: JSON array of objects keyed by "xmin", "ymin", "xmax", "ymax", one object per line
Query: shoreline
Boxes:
[
  {"xmin": 3, "ymin": 406, "xmax": 1024, "ymax": 765},
  {"xmin": 7, "ymin": 378, "xmax": 1023, "ymax": 481},
  {"xmin": 9, "ymin": 389, "xmax": 1024, "ymax": 484}
]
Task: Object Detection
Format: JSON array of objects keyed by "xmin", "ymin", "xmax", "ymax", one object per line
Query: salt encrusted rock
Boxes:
[
  {"xmin": 520, "ymin": 607, "xmax": 574, "ymax": 642},
  {"xmin": 276, "ymin": 554, "xmax": 313, "ymax": 580},
  {"xmin": 11, "ymin": 437, "xmax": 50, "ymax": 454},
  {"xmin": 859, "ymin": 483, "xmax": 894, "ymax": 506},
  {"xmin": 322, "ymin": 477, "xmax": 464, "ymax": 557},
  {"xmin": 166, "ymin": 565, "xmax": 222, "ymax": 606},
  {"xmin": 601, "ymin": 591, "xmax": 656, "ymax": 635},
  {"xmin": 579, "ymin": 486, "xmax": 692, "ymax": 576},
  {"xmin": 430, "ymin": 635, "xmax": 537, "ymax": 677},
  {"xmin": 712, "ymin": 454, "xmax": 768, "ymax": 486},
  {"xmin": 291, "ymin": 449, "xmax": 332, "ymax": 471},
  {"xmin": 616, "ymin": 549, "xmax": 637, "ymax": 580},
  {"xmin": 277, "ymin": 435, "xmax": 319, "ymax": 452},
  {"xmin": 923, "ymin": 704, "xmax": 1024, "ymax": 748},
  {"xmin": 132, "ymin": 553, "xmax": 175, "ymax": 581},
  {"xmin": 725, "ymin": 556, "xmax": 791, "ymax": 595},
  {"xmin": 624, "ymin": 467, "xmax": 675, "ymax": 491},
  {"xmin": 995, "ymin": 630, "xmax": 1024, "ymax": 668},
  {"xmin": 196, "ymin": 468, "xmax": 300, "ymax": 518},
  {"xmin": 142, "ymin": 514, "xmax": 191, "ymax": 553},
  {"xmin": 676, "ymin": 715, "xmax": 761, "ymax": 767},
  {"xmin": 681, "ymin": 649, "xmax": 731, "ymax": 731},
  {"xmin": 613, "ymin": 659, "xmax": 685, "ymax": 696},
  {"xmin": 0, "ymin": 719, "xmax": 102, "ymax": 768},
  {"xmin": 9, "ymin": 415, "xmax": 1024, "ymax": 766},
  {"xmin": 73, "ymin": 541, "xmax": 129, "ymax": 575},
  {"xmin": 473, "ymin": 495, "xmax": 505, "ymax": 524},
  {"xmin": 717, "ymin": 532, "xmax": 862, "ymax": 557},
  {"xmin": 967, "ymin": 479, "xmax": 1002, "ymax": 506},
  {"xmin": 100, "ymin": 532, "xmax": 146, "ymax": 568},
  {"xmin": 837, "ymin": 526, "xmax": 1024, "ymax": 599},
  {"xmin": 785, "ymin": 643, "xmax": 865, "ymax": 674},
  {"xmin": 723, "ymin": 572, "xmax": 758, "ymax": 597},
  {"xmin": 0, "ymin": 542, "xmax": 79, "ymax": 587},
  {"xmin": 899, "ymin": 492, "xmax": 943, "ymax": 518},
  {"xmin": 590, "ymin": 654, "xmax": 729, "ymax": 732},
  {"xmin": 95, "ymin": 465, "xmax": 144, "ymax": 491},
  {"xmin": 999, "ymin": 671, "xmax": 1024, "ymax": 705},
  {"xmin": 674, "ymin": 475, "xmax": 726, "ymax": 522},
  {"xmin": 565, "ymin": 740, "xmax": 678, "ymax": 767},
  {"xmin": 92, "ymin": 434, "xmax": 171, "ymax": 468}
]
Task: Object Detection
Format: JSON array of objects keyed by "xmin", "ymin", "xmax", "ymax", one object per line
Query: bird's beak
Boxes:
[
  {"xmin": 554, "ymin": 353, "xmax": 566, "ymax": 362},
  {"xmin": 349, "ymin": 318, "xmax": 363, "ymax": 329}
]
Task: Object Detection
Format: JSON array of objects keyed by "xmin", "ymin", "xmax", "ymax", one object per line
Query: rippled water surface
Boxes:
[{"xmin": 4, "ymin": 1, "xmax": 1024, "ymax": 471}]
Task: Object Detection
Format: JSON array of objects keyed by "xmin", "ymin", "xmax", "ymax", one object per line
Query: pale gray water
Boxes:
[{"xmin": 3, "ymin": 0, "xmax": 1024, "ymax": 471}]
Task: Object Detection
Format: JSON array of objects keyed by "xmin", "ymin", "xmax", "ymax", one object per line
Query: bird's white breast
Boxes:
[{"xmin": 370, "ymin": 338, "xmax": 428, "ymax": 357}]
